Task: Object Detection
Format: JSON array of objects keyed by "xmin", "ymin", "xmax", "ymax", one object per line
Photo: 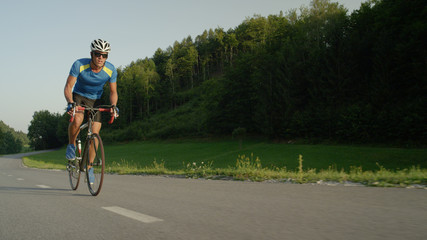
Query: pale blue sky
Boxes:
[{"xmin": 0, "ymin": 0, "xmax": 365, "ymax": 133}]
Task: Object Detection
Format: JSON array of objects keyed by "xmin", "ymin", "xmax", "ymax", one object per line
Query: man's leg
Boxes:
[
  {"xmin": 66, "ymin": 112, "xmax": 84, "ymax": 160},
  {"xmin": 88, "ymin": 122, "xmax": 102, "ymax": 164},
  {"xmin": 88, "ymin": 122, "xmax": 102, "ymax": 184}
]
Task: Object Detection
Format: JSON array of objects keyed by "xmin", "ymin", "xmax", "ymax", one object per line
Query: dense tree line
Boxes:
[
  {"xmin": 104, "ymin": 0, "xmax": 425, "ymax": 143},
  {"xmin": 0, "ymin": 121, "xmax": 27, "ymax": 154},
  {"xmin": 28, "ymin": 0, "xmax": 426, "ymax": 149}
]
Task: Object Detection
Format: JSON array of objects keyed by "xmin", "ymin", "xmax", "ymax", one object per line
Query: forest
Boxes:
[
  {"xmin": 0, "ymin": 121, "xmax": 27, "ymax": 154},
  {"xmin": 26, "ymin": 0, "xmax": 426, "ymax": 150}
]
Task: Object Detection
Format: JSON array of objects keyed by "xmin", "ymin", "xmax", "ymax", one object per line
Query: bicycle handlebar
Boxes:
[{"xmin": 69, "ymin": 106, "xmax": 116, "ymax": 124}]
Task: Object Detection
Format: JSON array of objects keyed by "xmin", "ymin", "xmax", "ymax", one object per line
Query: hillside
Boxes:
[{"xmin": 100, "ymin": 0, "xmax": 425, "ymax": 145}]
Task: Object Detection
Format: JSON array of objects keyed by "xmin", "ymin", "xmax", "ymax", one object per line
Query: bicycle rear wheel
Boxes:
[
  {"xmin": 84, "ymin": 133, "xmax": 105, "ymax": 196},
  {"xmin": 67, "ymin": 140, "xmax": 82, "ymax": 190}
]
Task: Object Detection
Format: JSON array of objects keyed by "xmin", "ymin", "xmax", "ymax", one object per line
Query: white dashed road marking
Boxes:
[
  {"xmin": 36, "ymin": 185, "xmax": 52, "ymax": 189},
  {"xmin": 102, "ymin": 206, "xmax": 163, "ymax": 223},
  {"xmin": 16, "ymin": 178, "xmax": 24, "ymax": 181}
]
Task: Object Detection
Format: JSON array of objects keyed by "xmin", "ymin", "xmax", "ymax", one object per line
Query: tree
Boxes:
[
  {"xmin": 0, "ymin": 128, "xmax": 3, "ymax": 153},
  {"xmin": 117, "ymin": 58, "xmax": 160, "ymax": 120},
  {"xmin": 28, "ymin": 110, "xmax": 62, "ymax": 150},
  {"xmin": 195, "ymin": 30, "xmax": 211, "ymax": 81},
  {"xmin": 224, "ymin": 31, "xmax": 238, "ymax": 66},
  {"xmin": 152, "ymin": 48, "xmax": 173, "ymax": 111},
  {"xmin": 138, "ymin": 58, "xmax": 160, "ymax": 115},
  {"xmin": 235, "ymin": 15, "xmax": 268, "ymax": 52},
  {"xmin": 0, "ymin": 131, "xmax": 22, "ymax": 154},
  {"xmin": 0, "ymin": 121, "xmax": 25, "ymax": 154},
  {"xmin": 169, "ymin": 37, "xmax": 198, "ymax": 90}
]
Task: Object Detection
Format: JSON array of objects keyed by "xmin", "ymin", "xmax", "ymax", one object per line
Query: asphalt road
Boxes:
[{"xmin": 0, "ymin": 153, "xmax": 426, "ymax": 240}]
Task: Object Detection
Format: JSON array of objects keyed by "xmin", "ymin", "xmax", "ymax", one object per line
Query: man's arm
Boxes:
[
  {"xmin": 64, "ymin": 75, "xmax": 77, "ymax": 103},
  {"xmin": 109, "ymin": 81, "xmax": 118, "ymax": 106}
]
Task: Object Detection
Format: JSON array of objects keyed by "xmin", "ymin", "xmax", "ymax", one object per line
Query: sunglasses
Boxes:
[{"xmin": 93, "ymin": 52, "xmax": 108, "ymax": 58}]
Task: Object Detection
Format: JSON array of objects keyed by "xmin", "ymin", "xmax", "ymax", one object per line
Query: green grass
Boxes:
[{"xmin": 23, "ymin": 140, "xmax": 427, "ymax": 187}]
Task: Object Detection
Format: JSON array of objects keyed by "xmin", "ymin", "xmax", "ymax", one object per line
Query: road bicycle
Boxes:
[{"xmin": 66, "ymin": 105, "xmax": 116, "ymax": 196}]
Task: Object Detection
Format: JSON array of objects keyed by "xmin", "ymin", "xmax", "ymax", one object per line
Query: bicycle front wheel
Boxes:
[{"xmin": 84, "ymin": 133, "xmax": 105, "ymax": 196}]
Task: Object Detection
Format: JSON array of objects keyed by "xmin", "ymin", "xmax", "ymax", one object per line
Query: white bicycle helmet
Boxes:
[{"xmin": 90, "ymin": 39, "xmax": 111, "ymax": 53}]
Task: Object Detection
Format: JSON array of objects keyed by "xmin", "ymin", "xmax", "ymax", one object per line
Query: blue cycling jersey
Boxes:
[{"xmin": 69, "ymin": 58, "xmax": 117, "ymax": 99}]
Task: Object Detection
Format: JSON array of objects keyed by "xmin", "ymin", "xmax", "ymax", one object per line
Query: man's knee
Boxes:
[
  {"xmin": 69, "ymin": 114, "xmax": 83, "ymax": 132},
  {"xmin": 73, "ymin": 113, "xmax": 84, "ymax": 125}
]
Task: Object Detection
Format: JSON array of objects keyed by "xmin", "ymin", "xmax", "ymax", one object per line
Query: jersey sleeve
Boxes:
[
  {"xmin": 110, "ymin": 68, "xmax": 118, "ymax": 83},
  {"xmin": 69, "ymin": 60, "xmax": 81, "ymax": 77}
]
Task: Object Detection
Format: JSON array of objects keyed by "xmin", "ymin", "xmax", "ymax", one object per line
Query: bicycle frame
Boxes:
[{"xmin": 71, "ymin": 105, "xmax": 114, "ymax": 169}]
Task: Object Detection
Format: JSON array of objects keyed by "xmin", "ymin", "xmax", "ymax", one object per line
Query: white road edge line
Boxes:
[
  {"xmin": 36, "ymin": 185, "xmax": 52, "ymax": 189},
  {"xmin": 102, "ymin": 206, "xmax": 163, "ymax": 223}
]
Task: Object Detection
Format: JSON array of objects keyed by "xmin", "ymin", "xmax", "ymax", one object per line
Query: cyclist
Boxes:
[{"xmin": 64, "ymin": 39, "xmax": 118, "ymax": 184}]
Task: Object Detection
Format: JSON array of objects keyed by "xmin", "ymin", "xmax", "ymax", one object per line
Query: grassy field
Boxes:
[{"xmin": 23, "ymin": 140, "xmax": 427, "ymax": 187}]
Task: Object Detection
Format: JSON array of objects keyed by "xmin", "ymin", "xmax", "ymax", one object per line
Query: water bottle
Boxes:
[{"xmin": 77, "ymin": 139, "xmax": 82, "ymax": 155}]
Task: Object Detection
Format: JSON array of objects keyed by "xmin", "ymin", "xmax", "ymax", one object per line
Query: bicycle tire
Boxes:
[
  {"xmin": 85, "ymin": 133, "xmax": 105, "ymax": 196},
  {"xmin": 68, "ymin": 139, "xmax": 82, "ymax": 190}
]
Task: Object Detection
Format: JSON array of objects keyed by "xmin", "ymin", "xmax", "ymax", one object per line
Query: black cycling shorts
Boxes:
[{"xmin": 73, "ymin": 93, "xmax": 103, "ymax": 123}]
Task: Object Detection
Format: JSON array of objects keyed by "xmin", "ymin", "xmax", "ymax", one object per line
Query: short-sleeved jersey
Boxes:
[{"xmin": 69, "ymin": 58, "xmax": 117, "ymax": 100}]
